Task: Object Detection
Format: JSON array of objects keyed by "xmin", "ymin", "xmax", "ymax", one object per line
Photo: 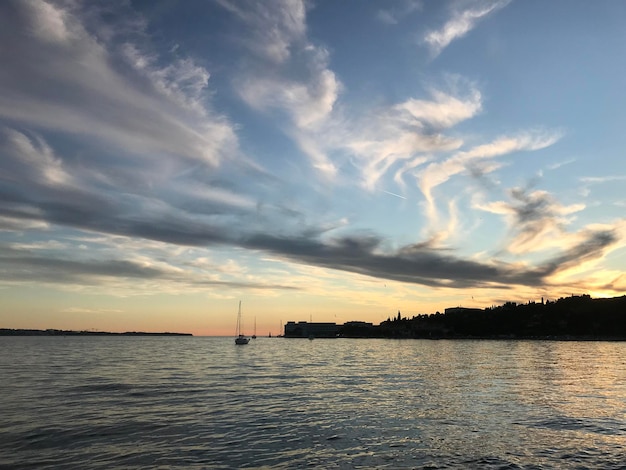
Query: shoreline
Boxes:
[{"xmin": 0, "ymin": 328, "xmax": 192, "ymax": 336}]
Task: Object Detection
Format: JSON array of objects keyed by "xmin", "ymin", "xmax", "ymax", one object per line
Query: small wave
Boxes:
[
  {"xmin": 462, "ymin": 456, "xmax": 523, "ymax": 469},
  {"xmin": 529, "ymin": 416, "xmax": 624, "ymax": 436},
  {"xmin": 66, "ymin": 382, "xmax": 132, "ymax": 394}
]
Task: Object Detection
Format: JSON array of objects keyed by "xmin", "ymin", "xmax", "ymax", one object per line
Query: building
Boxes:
[
  {"xmin": 340, "ymin": 321, "xmax": 375, "ymax": 337},
  {"xmin": 444, "ymin": 307, "xmax": 484, "ymax": 316},
  {"xmin": 284, "ymin": 321, "xmax": 339, "ymax": 338}
]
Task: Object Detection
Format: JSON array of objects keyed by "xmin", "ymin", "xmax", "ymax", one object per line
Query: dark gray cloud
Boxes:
[
  {"xmin": 242, "ymin": 232, "xmax": 534, "ymax": 289},
  {"xmin": 465, "ymin": 161, "xmax": 499, "ymax": 191},
  {"xmin": 482, "ymin": 183, "xmax": 589, "ymax": 257},
  {"xmin": 535, "ymin": 229, "xmax": 618, "ymax": 278},
  {"xmin": 510, "ymin": 186, "xmax": 553, "ymax": 226}
]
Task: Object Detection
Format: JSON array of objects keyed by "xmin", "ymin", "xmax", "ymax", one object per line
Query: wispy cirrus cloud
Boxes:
[
  {"xmin": 580, "ymin": 175, "xmax": 626, "ymax": 184},
  {"xmin": 0, "ymin": 0, "xmax": 237, "ymax": 167},
  {"xmin": 121, "ymin": 44, "xmax": 212, "ymax": 117},
  {"xmin": 1, "ymin": 128, "xmax": 72, "ymax": 187},
  {"xmin": 416, "ymin": 130, "xmax": 563, "ymax": 237},
  {"xmin": 215, "ymin": 0, "xmax": 307, "ymax": 64},
  {"xmin": 423, "ymin": 0, "xmax": 511, "ymax": 57},
  {"xmin": 0, "ymin": 216, "xmax": 48, "ymax": 232},
  {"xmin": 238, "ymin": 65, "xmax": 340, "ymax": 131},
  {"xmin": 220, "ymin": 0, "xmax": 341, "ymax": 177},
  {"xmin": 61, "ymin": 308, "xmax": 124, "ymax": 314},
  {"xmin": 344, "ymin": 84, "xmax": 481, "ymax": 191},
  {"xmin": 546, "ymin": 158, "xmax": 576, "ymax": 171},
  {"xmin": 395, "ymin": 88, "xmax": 483, "ymax": 129},
  {"xmin": 377, "ymin": 0, "xmax": 422, "ymax": 25}
]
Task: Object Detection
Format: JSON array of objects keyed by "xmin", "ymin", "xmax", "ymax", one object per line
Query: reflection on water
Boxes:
[{"xmin": 0, "ymin": 337, "xmax": 625, "ymax": 469}]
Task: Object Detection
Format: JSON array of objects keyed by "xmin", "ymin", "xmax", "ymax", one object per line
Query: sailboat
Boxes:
[
  {"xmin": 251, "ymin": 317, "xmax": 257, "ymax": 339},
  {"xmin": 235, "ymin": 301, "xmax": 250, "ymax": 345}
]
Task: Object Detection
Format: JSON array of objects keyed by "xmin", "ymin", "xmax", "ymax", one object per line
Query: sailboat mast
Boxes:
[{"xmin": 236, "ymin": 300, "xmax": 242, "ymax": 335}]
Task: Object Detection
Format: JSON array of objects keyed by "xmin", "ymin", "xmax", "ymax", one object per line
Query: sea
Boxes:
[{"xmin": 0, "ymin": 336, "xmax": 625, "ymax": 469}]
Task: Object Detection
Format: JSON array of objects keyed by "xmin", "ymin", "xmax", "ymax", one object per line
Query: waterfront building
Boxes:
[{"xmin": 284, "ymin": 321, "xmax": 339, "ymax": 338}]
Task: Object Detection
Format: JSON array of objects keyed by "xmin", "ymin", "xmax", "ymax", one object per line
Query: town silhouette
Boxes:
[{"xmin": 287, "ymin": 294, "xmax": 626, "ymax": 340}]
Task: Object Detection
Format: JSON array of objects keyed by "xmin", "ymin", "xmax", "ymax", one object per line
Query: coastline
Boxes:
[{"xmin": 0, "ymin": 328, "xmax": 192, "ymax": 336}]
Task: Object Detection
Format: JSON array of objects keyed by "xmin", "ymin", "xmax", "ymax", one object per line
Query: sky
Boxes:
[{"xmin": 1, "ymin": 0, "xmax": 626, "ymax": 336}]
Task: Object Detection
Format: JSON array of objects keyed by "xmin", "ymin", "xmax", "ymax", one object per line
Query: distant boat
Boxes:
[
  {"xmin": 251, "ymin": 317, "xmax": 257, "ymax": 339},
  {"xmin": 235, "ymin": 301, "xmax": 249, "ymax": 345}
]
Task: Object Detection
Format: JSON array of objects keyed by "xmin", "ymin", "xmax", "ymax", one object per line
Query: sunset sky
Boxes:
[{"xmin": 1, "ymin": 0, "xmax": 626, "ymax": 336}]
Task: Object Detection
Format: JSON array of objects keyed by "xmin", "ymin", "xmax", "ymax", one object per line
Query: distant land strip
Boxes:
[{"xmin": 0, "ymin": 329, "xmax": 192, "ymax": 336}]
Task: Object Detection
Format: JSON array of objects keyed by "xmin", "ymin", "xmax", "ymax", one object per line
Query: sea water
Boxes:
[{"xmin": 0, "ymin": 336, "xmax": 625, "ymax": 469}]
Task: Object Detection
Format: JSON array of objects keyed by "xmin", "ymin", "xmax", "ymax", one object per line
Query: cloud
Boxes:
[
  {"xmin": 377, "ymin": 0, "xmax": 422, "ymax": 25},
  {"xmin": 345, "ymin": 85, "xmax": 481, "ymax": 190},
  {"xmin": 0, "ymin": 128, "xmax": 72, "ymax": 187},
  {"xmin": 478, "ymin": 185, "xmax": 586, "ymax": 255},
  {"xmin": 536, "ymin": 228, "xmax": 620, "ymax": 279},
  {"xmin": 0, "ymin": 1, "xmax": 621, "ymax": 301},
  {"xmin": 580, "ymin": 175, "xmax": 626, "ymax": 184},
  {"xmin": 0, "ymin": 123, "xmax": 620, "ymax": 293},
  {"xmin": 0, "ymin": 216, "xmax": 48, "ymax": 232},
  {"xmin": 0, "ymin": 0, "xmax": 237, "ymax": 166},
  {"xmin": 423, "ymin": 0, "xmax": 511, "ymax": 57},
  {"xmin": 221, "ymin": 0, "xmax": 341, "ymax": 177},
  {"xmin": 242, "ymin": 231, "xmax": 556, "ymax": 289},
  {"xmin": 0, "ymin": 236, "xmax": 299, "ymax": 293},
  {"xmin": 0, "ymin": 123, "xmax": 560, "ymax": 292},
  {"xmin": 61, "ymin": 308, "xmax": 124, "ymax": 314},
  {"xmin": 416, "ymin": 130, "xmax": 563, "ymax": 235},
  {"xmin": 121, "ymin": 44, "xmax": 211, "ymax": 116},
  {"xmin": 216, "ymin": 0, "xmax": 307, "ymax": 64},
  {"xmin": 547, "ymin": 158, "xmax": 576, "ymax": 171},
  {"xmin": 394, "ymin": 88, "xmax": 483, "ymax": 129},
  {"xmin": 238, "ymin": 66, "xmax": 340, "ymax": 130},
  {"xmin": 0, "ymin": 122, "xmax": 307, "ymax": 253},
  {"xmin": 218, "ymin": 0, "xmax": 333, "ymax": 127}
]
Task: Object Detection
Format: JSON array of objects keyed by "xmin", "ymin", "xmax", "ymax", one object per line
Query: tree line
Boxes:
[{"xmin": 339, "ymin": 294, "xmax": 626, "ymax": 340}]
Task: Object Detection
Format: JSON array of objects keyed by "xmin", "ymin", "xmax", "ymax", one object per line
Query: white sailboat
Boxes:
[{"xmin": 235, "ymin": 301, "xmax": 249, "ymax": 345}]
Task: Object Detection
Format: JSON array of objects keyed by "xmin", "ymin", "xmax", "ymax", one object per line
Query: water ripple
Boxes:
[{"xmin": 1, "ymin": 337, "xmax": 625, "ymax": 469}]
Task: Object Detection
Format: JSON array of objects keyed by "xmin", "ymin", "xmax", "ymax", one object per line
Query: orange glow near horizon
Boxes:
[{"xmin": 2, "ymin": 260, "xmax": 624, "ymax": 337}]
